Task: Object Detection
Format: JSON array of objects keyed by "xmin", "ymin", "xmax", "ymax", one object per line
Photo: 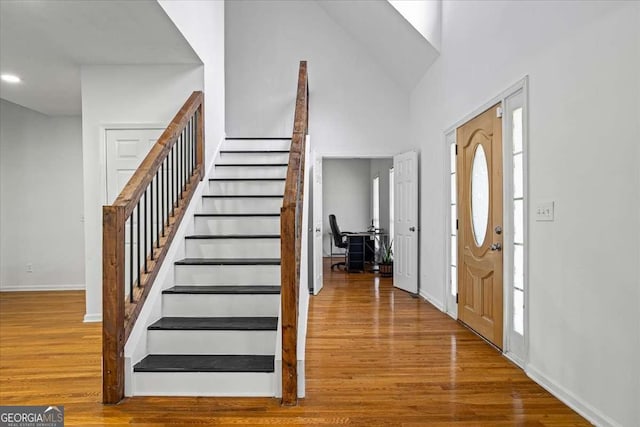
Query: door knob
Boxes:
[
  {"xmin": 315, "ymin": 227, "xmax": 321, "ymax": 232},
  {"xmin": 490, "ymin": 243, "xmax": 502, "ymax": 251},
  {"xmin": 409, "ymin": 226, "xmax": 416, "ymax": 232}
]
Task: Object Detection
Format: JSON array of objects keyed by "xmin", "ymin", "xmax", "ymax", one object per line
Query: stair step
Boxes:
[
  {"xmin": 218, "ymin": 152, "xmax": 290, "ymax": 165},
  {"xmin": 186, "ymin": 234, "xmax": 280, "ymax": 239},
  {"xmin": 226, "ymin": 137, "xmax": 291, "ymax": 140},
  {"xmin": 164, "ymin": 285, "xmax": 280, "ymax": 294},
  {"xmin": 202, "ymin": 195, "xmax": 283, "ymax": 198},
  {"xmin": 213, "ymin": 164, "xmax": 287, "ymax": 179},
  {"xmin": 148, "ymin": 317, "xmax": 278, "ymax": 331},
  {"xmin": 209, "ymin": 178, "xmax": 285, "ymax": 181},
  {"xmin": 194, "ymin": 213, "xmax": 280, "ymax": 217},
  {"xmin": 220, "ymin": 150, "xmax": 289, "ymax": 154},
  {"xmin": 201, "ymin": 196, "xmax": 282, "ymax": 215},
  {"xmin": 175, "ymin": 258, "xmax": 280, "ymax": 266},
  {"xmin": 134, "ymin": 354, "xmax": 274, "ymax": 373}
]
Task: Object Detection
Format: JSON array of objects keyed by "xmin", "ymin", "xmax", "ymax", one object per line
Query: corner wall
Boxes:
[
  {"xmin": 0, "ymin": 100, "xmax": 84, "ymax": 290},
  {"xmin": 225, "ymin": 0, "xmax": 410, "ymax": 156},
  {"xmin": 410, "ymin": 2, "xmax": 640, "ymax": 425}
]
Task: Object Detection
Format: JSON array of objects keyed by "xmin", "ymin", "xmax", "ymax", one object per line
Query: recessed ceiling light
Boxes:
[{"xmin": 1, "ymin": 74, "xmax": 22, "ymax": 84}]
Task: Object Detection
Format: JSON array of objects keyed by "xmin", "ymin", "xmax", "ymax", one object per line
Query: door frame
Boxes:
[
  {"xmin": 100, "ymin": 123, "xmax": 165, "ymax": 206},
  {"xmin": 442, "ymin": 77, "xmax": 529, "ymax": 367},
  {"xmin": 311, "ymin": 153, "xmax": 398, "ymax": 294}
]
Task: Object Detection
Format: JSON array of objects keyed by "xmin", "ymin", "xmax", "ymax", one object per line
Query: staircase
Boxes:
[{"xmin": 131, "ymin": 137, "xmax": 291, "ymax": 396}]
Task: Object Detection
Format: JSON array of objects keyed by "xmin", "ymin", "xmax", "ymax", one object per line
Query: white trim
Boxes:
[
  {"xmin": 99, "ymin": 123, "xmax": 165, "ymax": 206},
  {"xmin": 0, "ymin": 283, "xmax": 85, "ymax": 292},
  {"xmin": 84, "ymin": 313, "xmax": 102, "ymax": 323},
  {"xmin": 443, "ymin": 130, "xmax": 457, "ymax": 319},
  {"xmin": 419, "ymin": 288, "xmax": 444, "ymax": 311},
  {"xmin": 443, "ymin": 77, "xmax": 529, "ymax": 136},
  {"xmin": 526, "ymin": 365, "xmax": 622, "ymax": 427}
]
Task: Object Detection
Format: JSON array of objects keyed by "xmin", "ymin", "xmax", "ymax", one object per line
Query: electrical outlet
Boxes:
[
  {"xmin": 535, "ymin": 201, "xmax": 555, "ymax": 221},
  {"xmin": 26, "ymin": 263, "xmax": 33, "ymax": 273}
]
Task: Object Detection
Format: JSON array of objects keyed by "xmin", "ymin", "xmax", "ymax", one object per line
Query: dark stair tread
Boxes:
[
  {"xmin": 202, "ymin": 195, "xmax": 282, "ymax": 198},
  {"xmin": 219, "ymin": 150, "xmax": 290, "ymax": 154},
  {"xmin": 194, "ymin": 213, "xmax": 280, "ymax": 217},
  {"xmin": 215, "ymin": 163, "xmax": 288, "ymax": 167},
  {"xmin": 163, "ymin": 285, "xmax": 280, "ymax": 295},
  {"xmin": 175, "ymin": 258, "xmax": 280, "ymax": 266},
  {"xmin": 148, "ymin": 316, "xmax": 278, "ymax": 331},
  {"xmin": 226, "ymin": 137, "xmax": 290, "ymax": 140},
  {"xmin": 134, "ymin": 354, "xmax": 274, "ymax": 373},
  {"xmin": 185, "ymin": 234, "xmax": 280, "ymax": 240},
  {"xmin": 209, "ymin": 178, "xmax": 285, "ymax": 181}
]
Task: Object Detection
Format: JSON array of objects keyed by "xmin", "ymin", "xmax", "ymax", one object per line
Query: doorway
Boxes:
[{"xmin": 444, "ymin": 78, "xmax": 529, "ymax": 364}]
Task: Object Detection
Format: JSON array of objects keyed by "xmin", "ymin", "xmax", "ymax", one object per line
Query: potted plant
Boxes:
[{"xmin": 379, "ymin": 240, "xmax": 393, "ymax": 277}]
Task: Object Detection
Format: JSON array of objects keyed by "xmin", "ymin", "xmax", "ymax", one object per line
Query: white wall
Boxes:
[
  {"xmin": 225, "ymin": 0, "xmax": 410, "ymax": 156},
  {"xmin": 322, "ymin": 159, "xmax": 372, "ymax": 256},
  {"xmin": 410, "ymin": 2, "xmax": 640, "ymax": 425},
  {"xmin": 158, "ymin": 0, "xmax": 226, "ymax": 168},
  {"xmin": 81, "ymin": 64, "xmax": 204, "ymax": 321},
  {"xmin": 0, "ymin": 99, "xmax": 84, "ymax": 290}
]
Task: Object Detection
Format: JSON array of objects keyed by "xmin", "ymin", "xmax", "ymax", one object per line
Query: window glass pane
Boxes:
[
  {"xmin": 514, "ymin": 199, "xmax": 524, "ymax": 244},
  {"xmin": 514, "ymin": 289, "xmax": 524, "ymax": 335},
  {"xmin": 450, "ymin": 143, "xmax": 456, "ymax": 173},
  {"xmin": 451, "ymin": 235, "xmax": 457, "ymax": 267},
  {"xmin": 514, "ymin": 244, "xmax": 524, "ymax": 291},
  {"xmin": 451, "ymin": 266, "xmax": 457, "ymax": 296},
  {"xmin": 471, "ymin": 144, "xmax": 489, "ymax": 246},
  {"xmin": 513, "ymin": 152, "xmax": 523, "ymax": 199},
  {"xmin": 513, "ymin": 108, "xmax": 523, "ymax": 153},
  {"xmin": 450, "ymin": 173, "xmax": 456, "ymax": 204},
  {"xmin": 451, "ymin": 205, "xmax": 457, "ymax": 236}
]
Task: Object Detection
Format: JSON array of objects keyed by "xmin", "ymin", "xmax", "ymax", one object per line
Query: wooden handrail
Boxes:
[
  {"xmin": 281, "ymin": 61, "xmax": 308, "ymax": 406},
  {"xmin": 102, "ymin": 91, "xmax": 204, "ymax": 404}
]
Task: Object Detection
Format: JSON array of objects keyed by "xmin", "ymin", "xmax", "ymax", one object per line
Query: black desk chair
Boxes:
[{"xmin": 329, "ymin": 214, "xmax": 349, "ymax": 270}]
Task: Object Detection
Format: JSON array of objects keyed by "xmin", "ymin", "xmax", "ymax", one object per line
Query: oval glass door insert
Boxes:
[{"xmin": 471, "ymin": 144, "xmax": 489, "ymax": 246}]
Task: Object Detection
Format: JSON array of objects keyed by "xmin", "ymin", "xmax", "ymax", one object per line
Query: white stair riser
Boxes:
[
  {"xmin": 202, "ymin": 198, "xmax": 282, "ymax": 214},
  {"xmin": 175, "ymin": 264, "xmax": 280, "ymax": 285},
  {"xmin": 222, "ymin": 140, "xmax": 290, "ymax": 151},
  {"xmin": 133, "ymin": 372, "xmax": 274, "ymax": 396},
  {"xmin": 208, "ymin": 180, "xmax": 284, "ymax": 196},
  {"xmin": 218, "ymin": 152, "xmax": 289, "ymax": 164},
  {"xmin": 213, "ymin": 166, "xmax": 287, "ymax": 179},
  {"xmin": 163, "ymin": 293, "xmax": 280, "ymax": 317},
  {"xmin": 185, "ymin": 238, "xmax": 280, "ymax": 258},
  {"xmin": 147, "ymin": 330, "xmax": 276, "ymax": 355},
  {"xmin": 194, "ymin": 217, "xmax": 280, "ymax": 235}
]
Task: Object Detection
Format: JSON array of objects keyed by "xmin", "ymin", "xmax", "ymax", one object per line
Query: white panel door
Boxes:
[
  {"xmin": 106, "ymin": 128, "xmax": 163, "ymax": 204},
  {"xmin": 312, "ymin": 153, "xmax": 324, "ymax": 295},
  {"xmin": 393, "ymin": 150, "xmax": 419, "ymax": 294}
]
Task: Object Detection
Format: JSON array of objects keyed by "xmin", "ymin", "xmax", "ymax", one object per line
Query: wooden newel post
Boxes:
[
  {"xmin": 281, "ymin": 204, "xmax": 298, "ymax": 405},
  {"xmin": 102, "ymin": 205, "xmax": 126, "ymax": 404}
]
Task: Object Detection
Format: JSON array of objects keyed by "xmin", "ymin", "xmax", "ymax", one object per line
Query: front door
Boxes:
[{"xmin": 457, "ymin": 104, "xmax": 504, "ymax": 349}]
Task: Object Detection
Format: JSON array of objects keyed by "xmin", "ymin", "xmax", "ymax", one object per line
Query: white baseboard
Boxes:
[
  {"xmin": 526, "ymin": 364, "xmax": 620, "ymax": 427},
  {"xmin": 84, "ymin": 313, "xmax": 102, "ymax": 323},
  {"xmin": 419, "ymin": 288, "xmax": 444, "ymax": 311},
  {"xmin": 0, "ymin": 283, "xmax": 85, "ymax": 292}
]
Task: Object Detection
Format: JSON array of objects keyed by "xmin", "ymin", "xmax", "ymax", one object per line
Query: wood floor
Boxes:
[{"xmin": 0, "ymin": 259, "xmax": 587, "ymax": 426}]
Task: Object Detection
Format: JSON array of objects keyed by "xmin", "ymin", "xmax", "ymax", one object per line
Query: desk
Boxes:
[{"xmin": 344, "ymin": 232, "xmax": 389, "ymax": 272}]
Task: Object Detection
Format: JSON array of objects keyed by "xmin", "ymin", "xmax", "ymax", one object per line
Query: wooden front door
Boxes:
[{"xmin": 457, "ymin": 104, "xmax": 504, "ymax": 349}]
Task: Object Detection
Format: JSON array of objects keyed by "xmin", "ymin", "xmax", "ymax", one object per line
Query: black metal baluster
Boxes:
[
  {"xmin": 178, "ymin": 133, "xmax": 183, "ymax": 198},
  {"xmin": 150, "ymin": 179, "xmax": 154, "ymax": 261},
  {"xmin": 129, "ymin": 215, "xmax": 133, "ymax": 303},
  {"xmin": 183, "ymin": 128, "xmax": 187, "ymax": 189},
  {"xmin": 143, "ymin": 189, "xmax": 148, "ymax": 274},
  {"xmin": 136, "ymin": 200, "xmax": 140, "ymax": 289},
  {"xmin": 161, "ymin": 160, "xmax": 166, "ymax": 235},
  {"xmin": 156, "ymin": 171, "xmax": 160, "ymax": 248},
  {"xmin": 171, "ymin": 145, "xmax": 175, "ymax": 215}
]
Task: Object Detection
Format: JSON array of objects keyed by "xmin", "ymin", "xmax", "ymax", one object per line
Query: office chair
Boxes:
[{"xmin": 329, "ymin": 214, "xmax": 349, "ymax": 270}]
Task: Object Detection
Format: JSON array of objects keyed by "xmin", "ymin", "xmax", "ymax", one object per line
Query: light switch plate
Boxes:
[{"xmin": 536, "ymin": 201, "xmax": 554, "ymax": 221}]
